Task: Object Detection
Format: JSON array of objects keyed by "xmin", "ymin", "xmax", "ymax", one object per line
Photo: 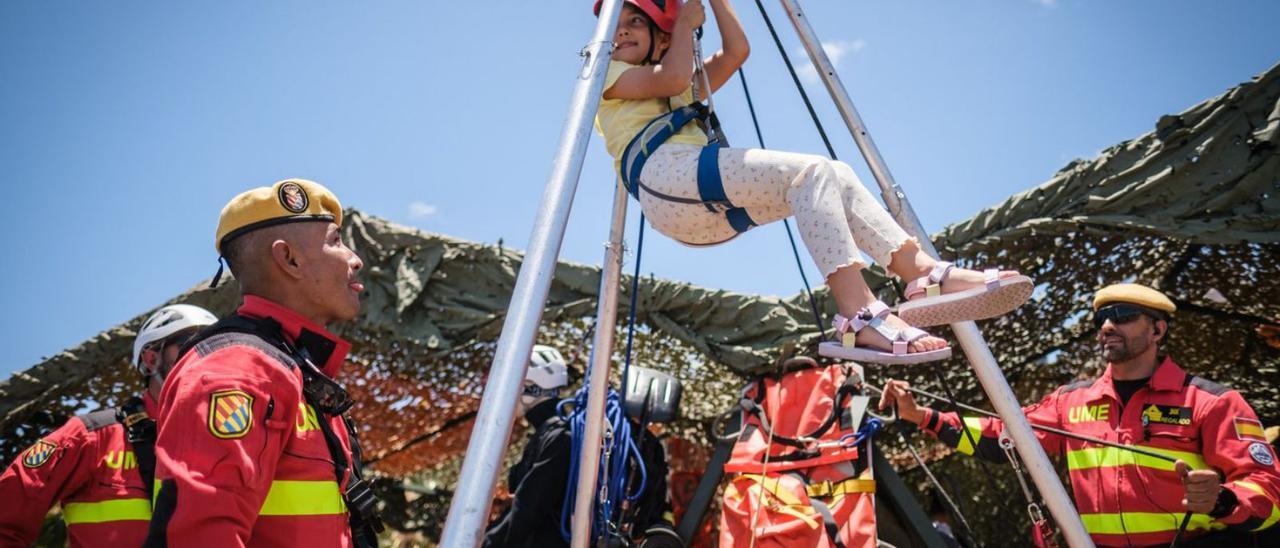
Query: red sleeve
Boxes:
[
  {"xmin": 149, "ymin": 347, "xmax": 298, "ymax": 547},
  {"xmin": 0, "ymin": 418, "xmax": 98, "ymax": 545},
  {"xmin": 920, "ymin": 388, "xmax": 1065, "ymax": 461},
  {"xmin": 1197, "ymin": 391, "xmax": 1280, "ymax": 531}
]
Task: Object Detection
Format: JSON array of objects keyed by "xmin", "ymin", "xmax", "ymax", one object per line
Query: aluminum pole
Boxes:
[
  {"xmin": 776, "ymin": 1, "xmax": 1094, "ymax": 546},
  {"xmin": 439, "ymin": 1, "xmax": 624, "ymax": 545},
  {"xmin": 570, "ymin": 184, "xmax": 631, "ymax": 547}
]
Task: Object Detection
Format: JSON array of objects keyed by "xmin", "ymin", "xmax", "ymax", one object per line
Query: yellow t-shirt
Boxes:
[{"xmin": 594, "ymin": 60, "xmax": 708, "ymax": 171}]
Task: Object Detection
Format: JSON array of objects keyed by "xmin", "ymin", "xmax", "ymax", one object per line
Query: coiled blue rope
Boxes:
[{"xmin": 558, "ymin": 380, "xmax": 648, "ymax": 542}]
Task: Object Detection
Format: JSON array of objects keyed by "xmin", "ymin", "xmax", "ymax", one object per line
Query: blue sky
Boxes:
[{"xmin": 2, "ymin": 1, "xmax": 1278, "ymax": 378}]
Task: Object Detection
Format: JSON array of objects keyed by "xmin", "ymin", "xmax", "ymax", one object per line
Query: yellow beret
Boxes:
[
  {"xmin": 215, "ymin": 179, "xmax": 343, "ymax": 254},
  {"xmin": 1093, "ymin": 283, "xmax": 1176, "ymax": 314}
]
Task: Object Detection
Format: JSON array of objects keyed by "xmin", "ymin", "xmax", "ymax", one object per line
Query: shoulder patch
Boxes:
[
  {"xmin": 208, "ymin": 390, "xmax": 255, "ymax": 439},
  {"xmin": 22, "ymin": 440, "xmax": 58, "ymax": 468},
  {"xmin": 76, "ymin": 408, "xmax": 122, "ymax": 432},
  {"xmin": 1234, "ymin": 417, "xmax": 1268, "ymax": 442},
  {"xmin": 1060, "ymin": 377, "xmax": 1097, "ymax": 394},
  {"xmin": 1249, "ymin": 442, "xmax": 1275, "ymax": 467},
  {"xmin": 1188, "ymin": 376, "xmax": 1230, "ymax": 397}
]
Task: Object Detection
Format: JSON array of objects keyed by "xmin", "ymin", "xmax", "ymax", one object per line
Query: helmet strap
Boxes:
[{"xmin": 644, "ymin": 25, "xmax": 658, "ymax": 65}]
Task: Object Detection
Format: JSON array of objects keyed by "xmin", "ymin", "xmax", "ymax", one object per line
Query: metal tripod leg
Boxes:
[
  {"xmin": 438, "ymin": 1, "xmax": 626, "ymax": 545},
  {"xmin": 569, "ymin": 184, "xmax": 631, "ymax": 547},
  {"xmin": 775, "ymin": 1, "xmax": 1094, "ymax": 546}
]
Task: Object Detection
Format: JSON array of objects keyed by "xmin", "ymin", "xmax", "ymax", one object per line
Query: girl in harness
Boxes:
[{"xmin": 594, "ymin": 0, "xmax": 1033, "ymax": 364}]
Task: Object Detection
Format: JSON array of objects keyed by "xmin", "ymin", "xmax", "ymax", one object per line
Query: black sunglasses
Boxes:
[{"xmin": 1092, "ymin": 304, "xmax": 1148, "ymax": 329}]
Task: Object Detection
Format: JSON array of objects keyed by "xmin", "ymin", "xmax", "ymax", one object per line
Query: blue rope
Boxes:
[
  {"xmin": 619, "ymin": 213, "xmax": 646, "ymax": 399},
  {"xmin": 558, "ymin": 385, "xmax": 648, "ymax": 542},
  {"xmin": 854, "ymin": 417, "xmax": 883, "ymax": 446}
]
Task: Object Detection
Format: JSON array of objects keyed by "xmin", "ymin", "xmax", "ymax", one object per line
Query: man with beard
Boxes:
[{"xmin": 880, "ymin": 283, "xmax": 1280, "ymax": 546}]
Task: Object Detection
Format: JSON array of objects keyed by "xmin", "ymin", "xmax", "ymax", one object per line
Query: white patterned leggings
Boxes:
[{"xmin": 636, "ymin": 144, "xmax": 915, "ymax": 279}]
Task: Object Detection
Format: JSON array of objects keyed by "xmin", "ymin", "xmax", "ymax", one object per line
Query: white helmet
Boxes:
[
  {"xmin": 526, "ymin": 345, "xmax": 568, "ymax": 391},
  {"xmin": 132, "ymin": 304, "xmax": 219, "ymax": 373}
]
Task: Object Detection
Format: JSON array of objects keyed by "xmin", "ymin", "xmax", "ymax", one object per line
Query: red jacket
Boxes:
[
  {"xmin": 921, "ymin": 358, "xmax": 1280, "ymax": 546},
  {"xmin": 146, "ymin": 295, "xmax": 355, "ymax": 547},
  {"xmin": 0, "ymin": 399, "xmax": 154, "ymax": 547}
]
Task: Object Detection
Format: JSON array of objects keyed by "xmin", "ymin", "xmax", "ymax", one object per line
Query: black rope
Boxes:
[
  {"xmin": 736, "ymin": 66, "xmax": 827, "ymax": 339},
  {"xmin": 930, "ymin": 367, "xmax": 1024, "ymax": 529},
  {"xmin": 751, "ymin": 0, "xmax": 840, "ymax": 160},
  {"xmin": 897, "ymin": 430, "xmax": 979, "ymax": 547}
]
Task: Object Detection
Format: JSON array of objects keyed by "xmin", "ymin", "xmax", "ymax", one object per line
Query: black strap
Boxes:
[
  {"xmin": 806, "ymin": 495, "xmax": 847, "ymax": 548},
  {"xmin": 180, "ymin": 313, "xmax": 382, "ymax": 543},
  {"xmin": 120, "ymin": 397, "xmax": 158, "ymax": 503},
  {"xmin": 740, "ymin": 370, "xmax": 861, "ymax": 447}
]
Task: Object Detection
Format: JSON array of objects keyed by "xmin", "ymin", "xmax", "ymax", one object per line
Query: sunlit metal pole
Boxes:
[
  {"xmin": 570, "ymin": 184, "xmax": 630, "ymax": 548},
  {"xmin": 776, "ymin": 1, "xmax": 1094, "ymax": 546},
  {"xmin": 439, "ymin": 1, "xmax": 624, "ymax": 545}
]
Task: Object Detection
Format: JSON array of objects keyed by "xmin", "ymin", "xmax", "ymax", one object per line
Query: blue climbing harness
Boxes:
[{"xmin": 618, "ymin": 103, "xmax": 757, "ymax": 242}]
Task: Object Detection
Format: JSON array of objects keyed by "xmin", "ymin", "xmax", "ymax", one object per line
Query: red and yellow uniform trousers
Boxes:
[
  {"xmin": 920, "ymin": 358, "xmax": 1280, "ymax": 546},
  {"xmin": 0, "ymin": 408, "xmax": 152, "ymax": 547}
]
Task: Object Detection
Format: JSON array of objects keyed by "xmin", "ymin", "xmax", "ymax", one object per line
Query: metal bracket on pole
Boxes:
[
  {"xmin": 439, "ymin": 1, "xmax": 625, "ymax": 546},
  {"xmin": 774, "ymin": 1, "xmax": 1094, "ymax": 546}
]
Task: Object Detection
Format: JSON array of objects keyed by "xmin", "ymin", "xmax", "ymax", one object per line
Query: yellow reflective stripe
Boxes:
[
  {"xmin": 955, "ymin": 417, "xmax": 983, "ymax": 456},
  {"xmin": 63, "ymin": 498, "xmax": 152, "ymax": 524},
  {"xmin": 1066, "ymin": 446, "xmax": 1208, "ymax": 472},
  {"xmin": 1080, "ymin": 512, "xmax": 1219, "ymax": 535},
  {"xmin": 259, "ymin": 480, "xmax": 346, "ymax": 516},
  {"xmin": 1235, "ymin": 481, "xmax": 1280, "ymax": 532}
]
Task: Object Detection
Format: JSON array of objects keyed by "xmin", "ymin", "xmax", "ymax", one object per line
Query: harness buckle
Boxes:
[{"xmin": 344, "ymin": 477, "xmax": 385, "ymax": 534}]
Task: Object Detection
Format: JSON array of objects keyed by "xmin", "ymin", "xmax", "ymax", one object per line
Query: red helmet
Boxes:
[{"xmin": 594, "ymin": 0, "xmax": 681, "ymax": 34}]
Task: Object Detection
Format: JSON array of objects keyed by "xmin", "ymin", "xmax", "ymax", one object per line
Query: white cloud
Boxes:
[
  {"xmin": 797, "ymin": 39, "xmax": 866, "ymax": 84},
  {"xmin": 408, "ymin": 201, "xmax": 439, "ymax": 219},
  {"xmin": 1034, "ymin": 0, "xmax": 1057, "ymax": 7}
]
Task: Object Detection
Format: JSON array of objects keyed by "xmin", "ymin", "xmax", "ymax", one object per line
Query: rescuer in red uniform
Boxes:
[
  {"xmin": 144, "ymin": 178, "xmax": 383, "ymax": 547},
  {"xmin": 881, "ymin": 283, "xmax": 1280, "ymax": 546},
  {"xmin": 0, "ymin": 304, "xmax": 218, "ymax": 547}
]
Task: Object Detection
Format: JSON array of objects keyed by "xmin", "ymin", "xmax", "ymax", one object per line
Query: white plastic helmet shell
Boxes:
[
  {"xmin": 526, "ymin": 344, "xmax": 569, "ymax": 391},
  {"xmin": 132, "ymin": 304, "xmax": 219, "ymax": 371}
]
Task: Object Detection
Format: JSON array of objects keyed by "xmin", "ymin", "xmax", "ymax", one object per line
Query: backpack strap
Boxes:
[{"xmin": 118, "ymin": 397, "xmax": 157, "ymax": 503}]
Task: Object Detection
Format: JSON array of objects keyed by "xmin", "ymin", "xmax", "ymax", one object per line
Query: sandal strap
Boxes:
[
  {"xmin": 898, "ymin": 326, "xmax": 931, "ymax": 344},
  {"xmin": 928, "ymin": 261, "xmax": 956, "ymax": 284},
  {"xmin": 851, "ymin": 301, "xmax": 892, "ymax": 333},
  {"xmin": 984, "ymin": 268, "xmax": 1001, "ymax": 289},
  {"xmin": 835, "ymin": 305, "xmax": 943, "ymax": 357},
  {"xmin": 832, "ymin": 301, "xmax": 892, "ymax": 335},
  {"xmin": 904, "ymin": 261, "xmax": 955, "ymax": 300}
]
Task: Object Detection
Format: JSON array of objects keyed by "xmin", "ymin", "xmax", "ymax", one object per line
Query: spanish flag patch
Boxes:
[
  {"xmin": 208, "ymin": 390, "xmax": 254, "ymax": 439},
  {"xmin": 1234, "ymin": 417, "xmax": 1267, "ymax": 442},
  {"xmin": 22, "ymin": 440, "xmax": 57, "ymax": 468}
]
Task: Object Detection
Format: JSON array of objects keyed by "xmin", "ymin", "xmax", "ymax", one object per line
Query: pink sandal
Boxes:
[
  {"xmin": 818, "ymin": 301, "xmax": 951, "ymax": 364},
  {"xmin": 895, "ymin": 261, "xmax": 1033, "ymax": 327}
]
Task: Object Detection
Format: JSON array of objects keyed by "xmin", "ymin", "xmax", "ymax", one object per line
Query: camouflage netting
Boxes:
[{"xmin": 3, "ymin": 63, "xmax": 1278, "ymax": 546}]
